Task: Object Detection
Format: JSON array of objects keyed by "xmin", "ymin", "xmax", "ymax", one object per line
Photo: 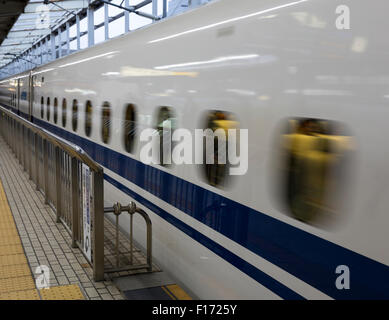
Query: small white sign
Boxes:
[{"xmin": 82, "ymin": 164, "xmax": 92, "ymax": 261}]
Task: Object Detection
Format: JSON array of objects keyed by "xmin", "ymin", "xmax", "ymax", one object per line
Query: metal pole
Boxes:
[
  {"xmin": 71, "ymin": 157, "xmax": 79, "ymax": 248},
  {"xmin": 55, "ymin": 147, "xmax": 62, "ymax": 223},
  {"xmin": 35, "ymin": 133, "xmax": 40, "ymax": 191},
  {"xmin": 116, "ymin": 214, "xmax": 119, "ymax": 267},
  {"xmin": 163, "ymin": 0, "xmax": 167, "ymax": 18},
  {"xmin": 66, "ymin": 22, "xmax": 70, "ymax": 56},
  {"xmin": 93, "ymin": 169, "xmax": 104, "ymax": 281},
  {"xmin": 124, "ymin": 0, "xmax": 130, "ymax": 33},
  {"xmin": 76, "ymin": 14, "xmax": 81, "ymax": 50},
  {"xmin": 130, "ymin": 213, "xmax": 133, "ymax": 265},
  {"xmin": 43, "ymin": 139, "xmax": 49, "ymax": 204},
  {"xmin": 58, "ymin": 27, "xmax": 62, "ymax": 58},
  {"xmin": 29, "ymin": 129, "xmax": 33, "ymax": 180},
  {"xmin": 152, "ymin": 0, "xmax": 158, "ymax": 22},
  {"xmin": 51, "ymin": 33, "xmax": 56, "ymax": 61},
  {"xmin": 104, "ymin": 3, "xmax": 109, "ymax": 40},
  {"xmin": 87, "ymin": 4, "xmax": 95, "ymax": 47}
]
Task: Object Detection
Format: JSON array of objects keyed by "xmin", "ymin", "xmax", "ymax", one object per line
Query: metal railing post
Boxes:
[
  {"xmin": 23, "ymin": 126, "xmax": 27, "ymax": 170},
  {"xmin": 29, "ymin": 129, "xmax": 33, "ymax": 180},
  {"xmin": 55, "ymin": 147, "xmax": 61, "ymax": 223},
  {"xmin": 18, "ymin": 123, "xmax": 22, "ymax": 164},
  {"xmin": 43, "ymin": 139, "xmax": 49, "ymax": 204},
  {"xmin": 93, "ymin": 169, "xmax": 104, "ymax": 281},
  {"xmin": 136, "ymin": 208, "xmax": 153, "ymax": 273},
  {"xmin": 71, "ymin": 157, "xmax": 79, "ymax": 248},
  {"xmin": 35, "ymin": 133, "xmax": 39, "ymax": 190},
  {"xmin": 0, "ymin": 106, "xmax": 107, "ymax": 282},
  {"xmin": 104, "ymin": 202, "xmax": 152, "ymax": 274}
]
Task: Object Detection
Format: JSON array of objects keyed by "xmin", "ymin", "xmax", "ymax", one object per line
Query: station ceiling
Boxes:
[
  {"xmin": 0, "ymin": 0, "xmax": 90, "ymax": 68},
  {"xmin": 0, "ymin": 0, "xmax": 30, "ymax": 45}
]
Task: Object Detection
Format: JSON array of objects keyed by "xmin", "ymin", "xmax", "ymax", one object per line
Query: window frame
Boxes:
[
  {"xmin": 101, "ymin": 101, "xmax": 111, "ymax": 144},
  {"xmin": 40, "ymin": 97, "xmax": 44, "ymax": 119},
  {"xmin": 72, "ymin": 99, "xmax": 78, "ymax": 132},
  {"xmin": 62, "ymin": 98, "xmax": 67, "ymax": 128},
  {"xmin": 85, "ymin": 100, "xmax": 93, "ymax": 137},
  {"xmin": 155, "ymin": 106, "xmax": 177, "ymax": 167},
  {"xmin": 53, "ymin": 97, "xmax": 58, "ymax": 124},
  {"xmin": 123, "ymin": 103, "xmax": 137, "ymax": 154},
  {"xmin": 46, "ymin": 97, "xmax": 50, "ymax": 121}
]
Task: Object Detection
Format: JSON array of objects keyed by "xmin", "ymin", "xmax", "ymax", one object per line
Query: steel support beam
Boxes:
[
  {"xmin": 58, "ymin": 28, "xmax": 62, "ymax": 58},
  {"xmin": 104, "ymin": 3, "xmax": 109, "ymax": 41},
  {"xmin": 87, "ymin": 4, "xmax": 94, "ymax": 47},
  {"xmin": 51, "ymin": 33, "xmax": 56, "ymax": 60},
  {"xmin": 66, "ymin": 21, "xmax": 70, "ymax": 55},
  {"xmin": 76, "ymin": 14, "xmax": 80, "ymax": 50},
  {"xmin": 24, "ymin": 1, "xmax": 89, "ymax": 14},
  {"xmin": 98, "ymin": 0, "xmax": 160, "ymax": 21},
  {"xmin": 152, "ymin": 0, "xmax": 158, "ymax": 23},
  {"xmin": 124, "ymin": 0, "xmax": 130, "ymax": 33}
]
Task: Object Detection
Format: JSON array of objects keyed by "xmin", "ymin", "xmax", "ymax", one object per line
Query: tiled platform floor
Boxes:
[{"xmin": 0, "ymin": 136, "xmax": 158, "ymax": 300}]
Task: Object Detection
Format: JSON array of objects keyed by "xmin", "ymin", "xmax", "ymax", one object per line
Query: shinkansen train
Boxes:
[{"xmin": 0, "ymin": 0, "xmax": 388, "ymax": 299}]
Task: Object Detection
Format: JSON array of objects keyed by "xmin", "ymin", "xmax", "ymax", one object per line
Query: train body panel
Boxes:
[{"xmin": 0, "ymin": 0, "xmax": 388, "ymax": 299}]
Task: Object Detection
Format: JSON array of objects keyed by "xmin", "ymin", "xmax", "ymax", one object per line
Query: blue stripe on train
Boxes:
[
  {"xmin": 104, "ymin": 174, "xmax": 303, "ymax": 299},
  {"xmin": 4, "ymin": 105, "xmax": 389, "ymax": 299}
]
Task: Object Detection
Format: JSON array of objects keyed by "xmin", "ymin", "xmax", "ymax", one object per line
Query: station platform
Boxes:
[{"xmin": 0, "ymin": 135, "xmax": 191, "ymax": 300}]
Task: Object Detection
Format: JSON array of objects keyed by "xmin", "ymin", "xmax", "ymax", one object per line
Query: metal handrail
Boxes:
[
  {"xmin": 104, "ymin": 202, "xmax": 153, "ymax": 273},
  {"xmin": 0, "ymin": 106, "xmax": 102, "ymax": 172},
  {"xmin": 0, "ymin": 104, "xmax": 105, "ymax": 281}
]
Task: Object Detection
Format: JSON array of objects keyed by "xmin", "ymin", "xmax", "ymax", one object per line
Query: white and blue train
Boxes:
[{"xmin": 1, "ymin": 0, "xmax": 388, "ymax": 299}]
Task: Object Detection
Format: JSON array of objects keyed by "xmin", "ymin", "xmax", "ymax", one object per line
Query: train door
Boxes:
[
  {"xmin": 29, "ymin": 72, "xmax": 34, "ymax": 122},
  {"xmin": 17, "ymin": 78, "xmax": 20, "ymax": 116}
]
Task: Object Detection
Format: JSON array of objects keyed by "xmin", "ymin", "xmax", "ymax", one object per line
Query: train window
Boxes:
[
  {"xmin": 85, "ymin": 100, "xmax": 93, "ymax": 137},
  {"xmin": 62, "ymin": 99, "xmax": 67, "ymax": 127},
  {"xmin": 101, "ymin": 101, "xmax": 111, "ymax": 144},
  {"xmin": 53, "ymin": 98, "xmax": 58, "ymax": 124},
  {"xmin": 72, "ymin": 99, "xmax": 78, "ymax": 132},
  {"xmin": 41, "ymin": 97, "xmax": 44, "ymax": 118},
  {"xmin": 123, "ymin": 104, "xmax": 136, "ymax": 153},
  {"xmin": 202, "ymin": 110, "xmax": 238, "ymax": 187},
  {"xmin": 155, "ymin": 106, "xmax": 177, "ymax": 167},
  {"xmin": 281, "ymin": 118, "xmax": 353, "ymax": 226},
  {"xmin": 46, "ymin": 97, "xmax": 50, "ymax": 121}
]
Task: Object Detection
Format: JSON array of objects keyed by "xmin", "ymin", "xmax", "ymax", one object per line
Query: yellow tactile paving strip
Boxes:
[
  {"xmin": 40, "ymin": 284, "xmax": 85, "ymax": 300},
  {"xmin": 0, "ymin": 179, "xmax": 38, "ymax": 299},
  {"xmin": 0, "ymin": 289, "xmax": 40, "ymax": 300},
  {"xmin": 0, "ymin": 177, "xmax": 84, "ymax": 300}
]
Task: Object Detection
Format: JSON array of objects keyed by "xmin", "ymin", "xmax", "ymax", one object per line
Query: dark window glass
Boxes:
[
  {"xmin": 155, "ymin": 106, "xmax": 176, "ymax": 167},
  {"xmin": 281, "ymin": 118, "xmax": 352, "ymax": 226},
  {"xmin": 72, "ymin": 99, "xmax": 78, "ymax": 132},
  {"xmin": 101, "ymin": 101, "xmax": 111, "ymax": 144},
  {"xmin": 53, "ymin": 97, "xmax": 58, "ymax": 124},
  {"xmin": 46, "ymin": 97, "xmax": 50, "ymax": 121},
  {"xmin": 41, "ymin": 97, "xmax": 44, "ymax": 118},
  {"xmin": 123, "ymin": 104, "xmax": 136, "ymax": 153},
  {"xmin": 62, "ymin": 99, "xmax": 67, "ymax": 127},
  {"xmin": 203, "ymin": 110, "xmax": 238, "ymax": 187},
  {"xmin": 85, "ymin": 100, "xmax": 93, "ymax": 137}
]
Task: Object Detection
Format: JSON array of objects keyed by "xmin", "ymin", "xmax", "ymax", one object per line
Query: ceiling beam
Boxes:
[
  {"xmin": 6, "ymin": 29, "xmax": 49, "ymax": 38},
  {"xmin": 24, "ymin": 0, "xmax": 89, "ymax": 13},
  {"xmin": 0, "ymin": 42, "xmax": 35, "ymax": 47}
]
